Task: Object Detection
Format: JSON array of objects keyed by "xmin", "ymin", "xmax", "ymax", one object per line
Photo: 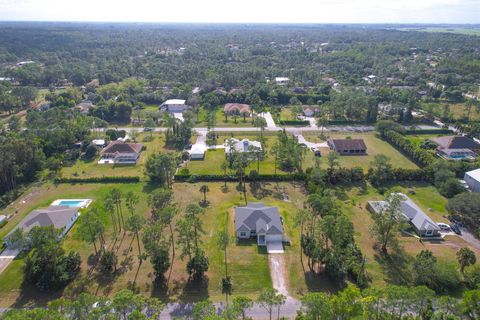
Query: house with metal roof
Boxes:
[
  {"xmin": 99, "ymin": 140, "xmax": 143, "ymax": 164},
  {"xmin": 464, "ymin": 168, "xmax": 480, "ymax": 192},
  {"xmin": 225, "ymin": 138, "xmax": 262, "ymax": 158},
  {"xmin": 4, "ymin": 206, "xmax": 80, "ymax": 247},
  {"xmin": 160, "ymin": 99, "xmax": 191, "ymax": 113},
  {"xmin": 327, "ymin": 138, "xmax": 367, "ymax": 155},
  {"xmin": 234, "ymin": 203, "xmax": 284, "ymax": 253},
  {"xmin": 367, "ymin": 193, "xmax": 440, "ymax": 237}
]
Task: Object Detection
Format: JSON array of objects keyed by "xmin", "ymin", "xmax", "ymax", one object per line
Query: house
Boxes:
[
  {"xmin": 99, "ymin": 140, "xmax": 143, "ymax": 164},
  {"xmin": 275, "ymin": 77, "xmax": 290, "ymax": 85},
  {"xmin": 224, "ymin": 103, "xmax": 251, "ymax": 116},
  {"xmin": 367, "ymin": 193, "xmax": 441, "ymax": 237},
  {"xmin": 235, "ymin": 203, "xmax": 284, "ymax": 253},
  {"xmin": 75, "ymin": 101, "xmax": 95, "ymax": 115},
  {"xmin": 429, "ymin": 136, "xmax": 480, "ymax": 152},
  {"xmin": 4, "ymin": 206, "xmax": 80, "ymax": 247},
  {"xmin": 302, "ymin": 106, "xmax": 320, "ymax": 117},
  {"xmin": 190, "ymin": 144, "xmax": 206, "ymax": 160},
  {"xmin": 225, "ymin": 138, "xmax": 262, "ymax": 158},
  {"xmin": 327, "ymin": 139, "xmax": 367, "ymax": 155},
  {"xmin": 464, "ymin": 168, "xmax": 480, "ymax": 192},
  {"xmin": 438, "ymin": 149, "xmax": 477, "ymax": 161},
  {"xmin": 160, "ymin": 99, "xmax": 191, "ymax": 113}
]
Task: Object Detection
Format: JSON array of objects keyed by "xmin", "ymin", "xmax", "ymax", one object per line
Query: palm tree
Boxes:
[
  {"xmin": 217, "ymin": 231, "xmax": 231, "ymax": 305},
  {"xmin": 104, "ymin": 196, "xmax": 118, "ymax": 235},
  {"xmin": 199, "ymin": 185, "xmax": 210, "ymax": 204},
  {"xmin": 457, "ymin": 247, "xmax": 477, "ymax": 273},
  {"xmin": 110, "ymin": 189, "xmax": 125, "ymax": 231}
]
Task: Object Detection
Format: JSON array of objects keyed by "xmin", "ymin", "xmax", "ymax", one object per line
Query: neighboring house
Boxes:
[
  {"xmin": 367, "ymin": 193, "xmax": 441, "ymax": 237},
  {"xmin": 235, "ymin": 202, "xmax": 285, "ymax": 253},
  {"xmin": 275, "ymin": 77, "xmax": 290, "ymax": 85},
  {"xmin": 190, "ymin": 144, "xmax": 206, "ymax": 160},
  {"xmin": 4, "ymin": 206, "xmax": 80, "ymax": 247},
  {"xmin": 75, "ymin": 101, "xmax": 95, "ymax": 115},
  {"xmin": 160, "ymin": 99, "xmax": 191, "ymax": 113},
  {"xmin": 327, "ymin": 139, "xmax": 367, "ymax": 155},
  {"xmin": 224, "ymin": 103, "xmax": 251, "ymax": 116},
  {"xmin": 92, "ymin": 139, "xmax": 106, "ymax": 147},
  {"xmin": 224, "ymin": 138, "xmax": 262, "ymax": 158},
  {"xmin": 438, "ymin": 148, "xmax": 477, "ymax": 161},
  {"xmin": 430, "ymin": 136, "xmax": 480, "ymax": 153},
  {"xmin": 302, "ymin": 106, "xmax": 320, "ymax": 117},
  {"xmin": 99, "ymin": 140, "xmax": 143, "ymax": 164},
  {"xmin": 464, "ymin": 168, "xmax": 480, "ymax": 192}
]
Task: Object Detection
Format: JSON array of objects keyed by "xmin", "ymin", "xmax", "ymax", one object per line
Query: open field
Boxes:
[
  {"xmin": 60, "ymin": 133, "xmax": 173, "ymax": 180},
  {"xmin": 302, "ymin": 132, "xmax": 418, "ymax": 170},
  {"xmin": 422, "ymin": 102, "xmax": 480, "ymax": 122},
  {"xmin": 398, "ymin": 27, "xmax": 480, "ymax": 36},
  {"xmin": 196, "ymin": 108, "xmax": 256, "ymax": 128}
]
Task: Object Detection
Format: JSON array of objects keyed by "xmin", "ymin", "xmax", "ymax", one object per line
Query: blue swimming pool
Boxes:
[{"xmin": 57, "ymin": 200, "xmax": 85, "ymax": 207}]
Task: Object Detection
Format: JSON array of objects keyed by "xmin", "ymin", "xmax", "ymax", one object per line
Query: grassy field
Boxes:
[
  {"xmin": 61, "ymin": 133, "xmax": 173, "ymax": 180},
  {"xmin": 0, "ymin": 181, "xmax": 308, "ymax": 306},
  {"xmin": 398, "ymin": 27, "xmax": 480, "ymax": 36},
  {"xmin": 302, "ymin": 132, "xmax": 418, "ymax": 170},
  {"xmin": 341, "ymin": 182, "xmax": 479, "ymax": 288},
  {"xmin": 196, "ymin": 108, "xmax": 256, "ymax": 128},
  {"xmin": 422, "ymin": 102, "xmax": 480, "ymax": 122}
]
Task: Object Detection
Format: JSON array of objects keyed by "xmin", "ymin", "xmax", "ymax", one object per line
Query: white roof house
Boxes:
[
  {"xmin": 225, "ymin": 138, "xmax": 262, "ymax": 156},
  {"xmin": 464, "ymin": 168, "xmax": 480, "ymax": 192},
  {"xmin": 275, "ymin": 77, "xmax": 290, "ymax": 84},
  {"xmin": 160, "ymin": 99, "xmax": 190, "ymax": 113},
  {"xmin": 190, "ymin": 144, "xmax": 206, "ymax": 160}
]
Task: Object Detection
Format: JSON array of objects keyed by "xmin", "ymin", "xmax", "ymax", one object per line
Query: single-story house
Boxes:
[
  {"xmin": 235, "ymin": 202, "xmax": 284, "ymax": 253},
  {"xmin": 92, "ymin": 139, "xmax": 106, "ymax": 147},
  {"xmin": 367, "ymin": 193, "xmax": 441, "ymax": 237},
  {"xmin": 464, "ymin": 168, "xmax": 480, "ymax": 192},
  {"xmin": 223, "ymin": 103, "xmax": 251, "ymax": 116},
  {"xmin": 275, "ymin": 77, "xmax": 290, "ymax": 85},
  {"xmin": 438, "ymin": 148, "xmax": 477, "ymax": 161},
  {"xmin": 327, "ymin": 139, "xmax": 367, "ymax": 155},
  {"xmin": 225, "ymin": 138, "xmax": 262, "ymax": 157},
  {"xmin": 4, "ymin": 206, "xmax": 80, "ymax": 247},
  {"xmin": 75, "ymin": 101, "xmax": 95, "ymax": 115},
  {"xmin": 429, "ymin": 136, "xmax": 480, "ymax": 152},
  {"xmin": 302, "ymin": 106, "xmax": 320, "ymax": 117},
  {"xmin": 99, "ymin": 140, "xmax": 143, "ymax": 164},
  {"xmin": 160, "ymin": 99, "xmax": 191, "ymax": 113},
  {"xmin": 190, "ymin": 144, "xmax": 206, "ymax": 160}
]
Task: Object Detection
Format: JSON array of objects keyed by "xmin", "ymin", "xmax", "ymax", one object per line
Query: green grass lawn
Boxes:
[
  {"xmin": 0, "ymin": 181, "xmax": 307, "ymax": 306},
  {"xmin": 196, "ymin": 108, "xmax": 256, "ymax": 128},
  {"xmin": 340, "ymin": 182, "xmax": 474, "ymax": 288},
  {"xmin": 61, "ymin": 133, "xmax": 173, "ymax": 180},
  {"xmin": 302, "ymin": 132, "xmax": 418, "ymax": 170}
]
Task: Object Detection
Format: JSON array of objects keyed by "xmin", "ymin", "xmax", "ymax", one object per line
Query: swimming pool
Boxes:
[{"xmin": 51, "ymin": 199, "xmax": 92, "ymax": 208}]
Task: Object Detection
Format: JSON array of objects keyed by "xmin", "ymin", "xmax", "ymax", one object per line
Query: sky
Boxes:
[{"xmin": 0, "ymin": 0, "xmax": 479, "ymax": 24}]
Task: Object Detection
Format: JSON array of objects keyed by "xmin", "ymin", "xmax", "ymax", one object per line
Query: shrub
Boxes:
[{"xmin": 54, "ymin": 176, "xmax": 140, "ymax": 184}]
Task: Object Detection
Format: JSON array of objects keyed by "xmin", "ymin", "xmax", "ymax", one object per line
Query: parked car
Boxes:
[
  {"xmin": 144, "ymin": 127, "xmax": 153, "ymax": 132},
  {"xmin": 437, "ymin": 222, "xmax": 451, "ymax": 231},
  {"xmin": 451, "ymin": 224, "xmax": 462, "ymax": 235}
]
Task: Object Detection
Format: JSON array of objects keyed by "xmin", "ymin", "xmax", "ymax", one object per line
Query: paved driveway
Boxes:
[
  {"xmin": 259, "ymin": 112, "xmax": 277, "ymax": 129},
  {"xmin": 0, "ymin": 249, "xmax": 19, "ymax": 274}
]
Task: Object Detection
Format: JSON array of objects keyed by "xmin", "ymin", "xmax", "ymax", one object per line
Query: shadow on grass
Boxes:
[
  {"xmin": 302, "ymin": 271, "xmax": 347, "ymax": 295},
  {"xmin": 249, "ymin": 182, "xmax": 273, "ymax": 200},
  {"xmin": 13, "ymin": 282, "xmax": 65, "ymax": 308},
  {"xmin": 235, "ymin": 239, "xmax": 268, "ymax": 255},
  {"xmin": 174, "ymin": 277, "xmax": 210, "ymax": 303},
  {"xmin": 373, "ymin": 248, "xmax": 413, "ymax": 286}
]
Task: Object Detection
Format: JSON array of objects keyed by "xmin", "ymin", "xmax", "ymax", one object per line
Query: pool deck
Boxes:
[{"xmin": 50, "ymin": 199, "xmax": 93, "ymax": 208}]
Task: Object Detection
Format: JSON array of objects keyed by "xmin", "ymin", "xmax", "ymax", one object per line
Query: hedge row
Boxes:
[
  {"xmin": 381, "ymin": 130, "xmax": 436, "ymax": 167},
  {"xmin": 54, "ymin": 176, "xmax": 141, "ymax": 184},
  {"xmin": 279, "ymin": 120, "xmax": 310, "ymax": 126},
  {"xmin": 174, "ymin": 173, "xmax": 307, "ymax": 182},
  {"xmin": 405, "ymin": 129, "xmax": 453, "ymax": 135}
]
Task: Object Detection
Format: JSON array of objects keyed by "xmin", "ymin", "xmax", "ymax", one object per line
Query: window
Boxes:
[
  {"xmin": 240, "ymin": 232, "xmax": 247, "ymax": 237},
  {"xmin": 425, "ymin": 229, "xmax": 433, "ymax": 236}
]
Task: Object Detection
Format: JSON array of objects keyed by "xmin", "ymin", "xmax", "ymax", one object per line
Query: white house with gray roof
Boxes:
[
  {"xmin": 235, "ymin": 203, "xmax": 284, "ymax": 253},
  {"xmin": 3, "ymin": 206, "xmax": 80, "ymax": 247},
  {"xmin": 367, "ymin": 193, "xmax": 440, "ymax": 237}
]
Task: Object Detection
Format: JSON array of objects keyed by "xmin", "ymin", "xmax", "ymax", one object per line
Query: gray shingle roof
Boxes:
[
  {"xmin": 235, "ymin": 203, "xmax": 284, "ymax": 235},
  {"xmin": 4, "ymin": 206, "xmax": 79, "ymax": 240},
  {"xmin": 430, "ymin": 136, "xmax": 480, "ymax": 150},
  {"xmin": 368, "ymin": 194, "xmax": 440, "ymax": 233}
]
